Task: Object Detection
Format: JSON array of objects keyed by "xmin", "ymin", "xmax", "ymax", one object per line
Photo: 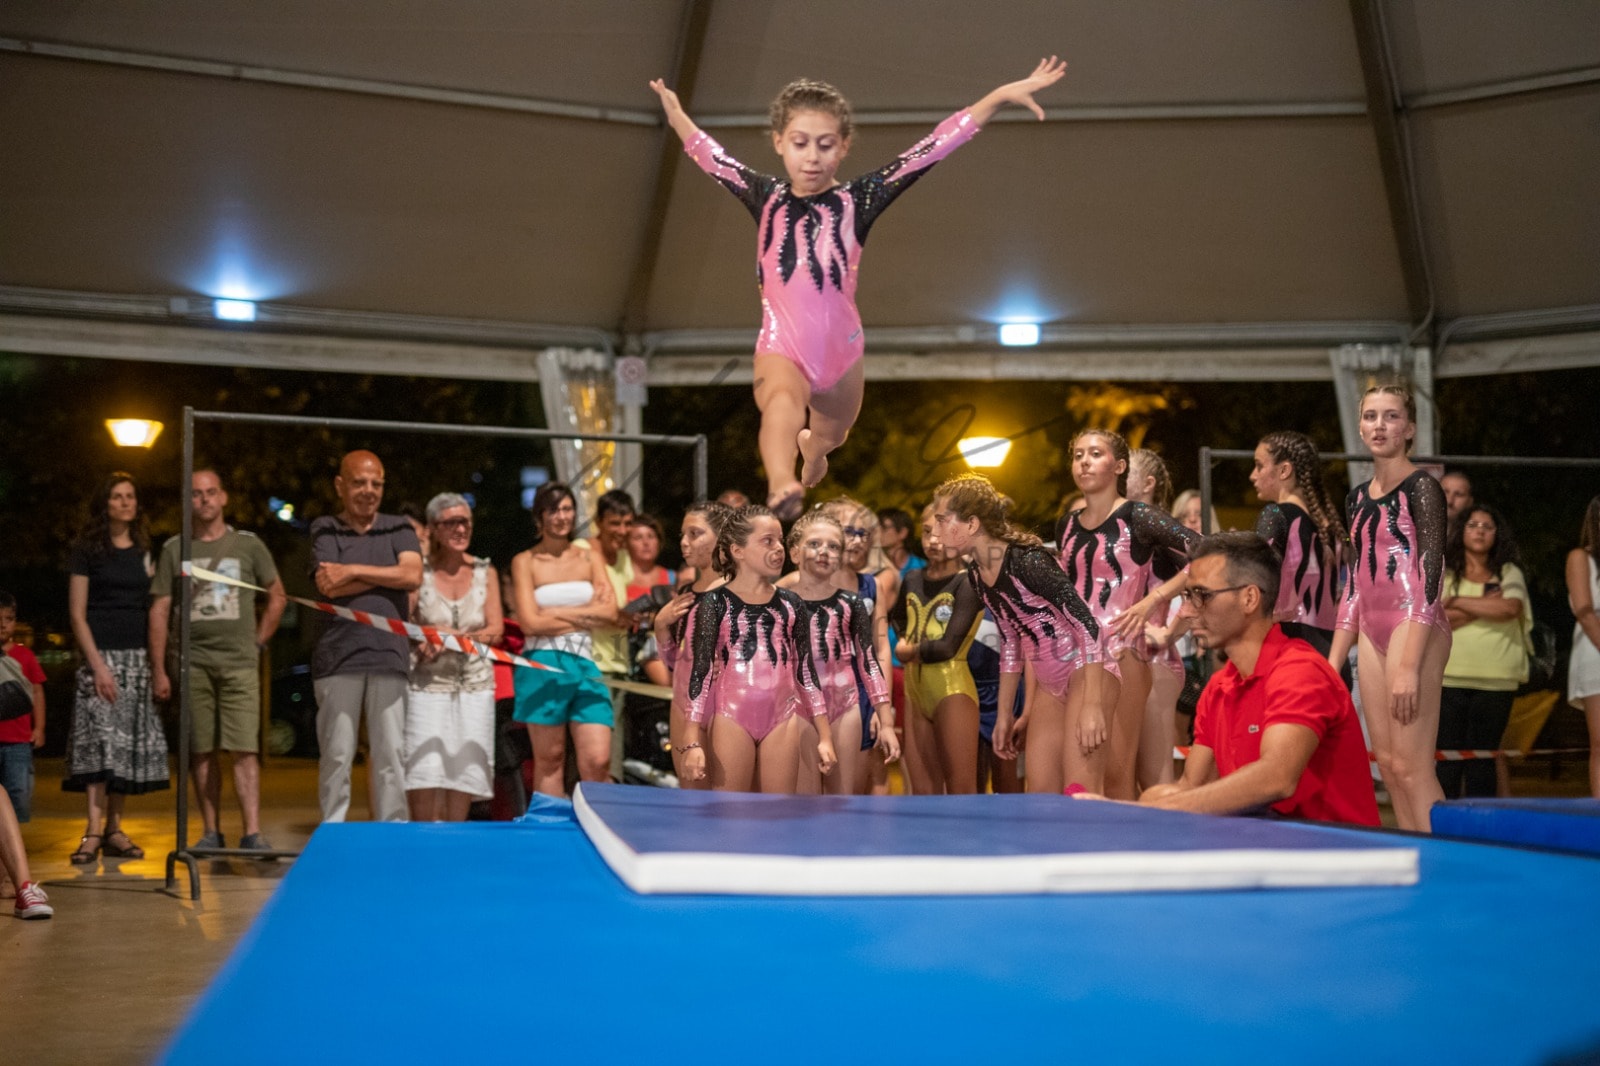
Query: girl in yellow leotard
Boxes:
[{"xmin": 893, "ymin": 506, "xmax": 983, "ymax": 794}]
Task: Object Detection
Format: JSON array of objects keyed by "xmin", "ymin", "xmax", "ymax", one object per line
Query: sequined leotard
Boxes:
[
  {"xmin": 1337, "ymin": 470, "xmax": 1452, "ymax": 657},
  {"xmin": 1256, "ymin": 501, "xmax": 1343, "ymax": 652},
  {"xmin": 683, "ymin": 586, "xmax": 826, "ymax": 742},
  {"xmin": 890, "ymin": 568, "xmax": 982, "ymax": 719},
  {"xmin": 797, "ymin": 590, "xmax": 889, "ymax": 725},
  {"xmin": 684, "ymin": 111, "xmax": 980, "ymax": 391},
  {"xmin": 969, "ymin": 544, "xmax": 1103, "ymax": 699},
  {"xmin": 1056, "ymin": 501, "xmax": 1198, "ymax": 660}
]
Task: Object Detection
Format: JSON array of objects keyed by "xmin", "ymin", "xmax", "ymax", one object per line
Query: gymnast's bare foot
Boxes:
[
  {"xmin": 798, "ymin": 429, "xmax": 829, "ymax": 489},
  {"xmin": 768, "ymin": 482, "xmax": 805, "ymax": 522}
]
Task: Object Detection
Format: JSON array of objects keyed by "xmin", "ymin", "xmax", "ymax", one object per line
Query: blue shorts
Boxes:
[
  {"xmin": 512, "ymin": 650, "xmax": 613, "ymax": 728},
  {"xmin": 0, "ymin": 741, "xmax": 34, "ymax": 823}
]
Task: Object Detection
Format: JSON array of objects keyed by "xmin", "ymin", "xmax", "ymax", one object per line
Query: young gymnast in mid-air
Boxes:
[{"xmin": 651, "ymin": 57, "xmax": 1068, "ymax": 520}]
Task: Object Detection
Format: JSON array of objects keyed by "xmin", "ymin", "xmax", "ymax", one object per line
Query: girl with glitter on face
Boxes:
[
  {"xmin": 649, "ymin": 58, "xmax": 1067, "ymax": 521},
  {"xmin": 652, "ymin": 501, "xmax": 731, "ymax": 788},
  {"xmin": 930, "ymin": 473, "xmax": 1112, "ymax": 795},
  {"xmin": 787, "ymin": 512, "xmax": 900, "ymax": 795},
  {"xmin": 1056, "ymin": 431, "xmax": 1198, "ymax": 800},
  {"xmin": 679, "ymin": 507, "xmax": 833, "ymax": 793},
  {"xmin": 1328, "ymin": 384, "xmax": 1451, "ymax": 831}
]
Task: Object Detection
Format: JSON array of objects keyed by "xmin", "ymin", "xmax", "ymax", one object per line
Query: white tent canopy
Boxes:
[{"xmin": 2, "ymin": 0, "xmax": 1597, "ymax": 386}]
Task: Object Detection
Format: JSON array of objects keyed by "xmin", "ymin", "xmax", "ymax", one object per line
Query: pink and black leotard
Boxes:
[
  {"xmin": 684, "ymin": 111, "xmax": 980, "ymax": 391},
  {"xmin": 1337, "ymin": 470, "xmax": 1452, "ymax": 656},
  {"xmin": 682, "ymin": 586, "xmax": 826, "ymax": 742},
  {"xmin": 1055, "ymin": 502, "xmax": 1198, "ymax": 660},
  {"xmin": 968, "ymin": 544, "xmax": 1104, "ymax": 699},
  {"xmin": 1256, "ymin": 502, "xmax": 1343, "ymax": 655},
  {"xmin": 797, "ymin": 590, "xmax": 889, "ymax": 725}
]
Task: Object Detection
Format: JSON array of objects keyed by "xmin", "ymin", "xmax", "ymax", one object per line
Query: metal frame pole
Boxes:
[
  {"xmin": 164, "ymin": 408, "xmax": 201, "ymax": 897},
  {"xmin": 162, "ymin": 409, "xmax": 712, "ymax": 900}
]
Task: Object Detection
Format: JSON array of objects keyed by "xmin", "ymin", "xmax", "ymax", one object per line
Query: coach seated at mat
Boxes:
[{"xmin": 1133, "ymin": 532, "xmax": 1379, "ymax": 826}]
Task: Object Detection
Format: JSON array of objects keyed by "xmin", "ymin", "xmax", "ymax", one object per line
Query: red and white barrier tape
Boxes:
[
  {"xmin": 1171, "ymin": 744, "xmax": 1589, "ymax": 762},
  {"xmin": 185, "ymin": 563, "xmax": 671, "ymax": 699}
]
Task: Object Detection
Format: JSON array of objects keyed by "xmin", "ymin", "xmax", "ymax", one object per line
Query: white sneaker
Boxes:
[{"xmin": 14, "ymin": 881, "xmax": 53, "ymax": 920}]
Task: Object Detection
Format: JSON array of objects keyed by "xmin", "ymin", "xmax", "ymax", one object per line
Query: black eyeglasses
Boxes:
[{"xmin": 1181, "ymin": 584, "xmax": 1251, "ymax": 608}]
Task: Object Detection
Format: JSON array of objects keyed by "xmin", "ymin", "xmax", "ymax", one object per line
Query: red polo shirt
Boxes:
[{"xmin": 1192, "ymin": 625, "xmax": 1379, "ymax": 826}]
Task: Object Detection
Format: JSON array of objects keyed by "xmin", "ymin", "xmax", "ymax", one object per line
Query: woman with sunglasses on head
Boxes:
[
  {"xmin": 1327, "ymin": 383, "xmax": 1451, "ymax": 831},
  {"xmin": 1438, "ymin": 504, "xmax": 1530, "ymax": 799},
  {"xmin": 1564, "ymin": 495, "xmax": 1600, "ymax": 798}
]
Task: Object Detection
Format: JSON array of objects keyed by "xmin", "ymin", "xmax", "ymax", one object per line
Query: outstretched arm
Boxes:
[
  {"xmin": 649, "ymin": 79, "xmax": 702, "ymax": 143},
  {"xmin": 967, "ymin": 56, "xmax": 1067, "ymax": 127}
]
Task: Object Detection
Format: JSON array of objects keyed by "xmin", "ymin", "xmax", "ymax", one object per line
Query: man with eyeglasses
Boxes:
[{"xmin": 1131, "ymin": 532, "xmax": 1379, "ymax": 825}]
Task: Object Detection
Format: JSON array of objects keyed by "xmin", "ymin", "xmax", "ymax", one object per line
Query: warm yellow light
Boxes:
[
  {"xmin": 106, "ymin": 419, "xmax": 164, "ymax": 448},
  {"xmin": 958, "ymin": 436, "xmax": 1012, "ymax": 468}
]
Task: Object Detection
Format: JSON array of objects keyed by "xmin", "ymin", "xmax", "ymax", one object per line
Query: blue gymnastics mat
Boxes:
[
  {"xmin": 1432, "ymin": 797, "xmax": 1600, "ymax": 856},
  {"xmin": 162, "ymin": 794, "xmax": 1600, "ymax": 1066},
  {"xmin": 573, "ymin": 783, "xmax": 1418, "ymax": 894}
]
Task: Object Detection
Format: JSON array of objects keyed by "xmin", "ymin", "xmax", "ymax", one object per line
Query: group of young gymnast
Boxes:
[
  {"xmin": 638, "ymin": 64, "xmax": 1451, "ymax": 823},
  {"xmin": 644, "ymin": 382, "xmax": 1450, "ymax": 832}
]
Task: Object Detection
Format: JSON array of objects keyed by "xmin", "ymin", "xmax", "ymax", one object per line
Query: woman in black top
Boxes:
[{"xmin": 65, "ymin": 472, "xmax": 169, "ymax": 864}]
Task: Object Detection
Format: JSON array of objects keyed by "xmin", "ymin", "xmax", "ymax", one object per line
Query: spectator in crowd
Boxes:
[
  {"xmin": 310, "ymin": 451, "xmax": 423, "ymax": 823},
  {"xmin": 511, "ymin": 483, "xmax": 618, "ymax": 796},
  {"xmin": 0, "ymin": 591, "xmax": 46, "ymax": 824},
  {"xmin": 405, "ymin": 493, "xmax": 502, "ymax": 822},
  {"xmin": 1439, "ymin": 504, "xmax": 1531, "ymax": 798},
  {"xmin": 587, "ymin": 490, "xmax": 637, "ymax": 775},
  {"xmin": 1566, "ymin": 495, "xmax": 1600, "ymax": 799},
  {"xmin": 877, "ymin": 507, "xmax": 926, "ymax": 579},
  {"xmin": 716, "ymin": 489, "xmax": 751, "ymax": 510},
  {"xmin": 1171, "ymin": 488, "xmax": 1219, "ymax": 535},
  {"xmin": 1, "ymin": 788, "xmax": 51, "ymax": 918},
  {"xmin": 396, "ymin": 501, "xmax": 430, "ymax": 558},
  {"xmin": 1125, "ymin": 533, "xmax": 1379, "ymax": 825},
  {"xmin": 625, "ymin": 513, "xmax": 675, "ymax": 602},
  {"xmin": 150, "ymin": 470, "xmax": 287, "ymax": 850},
  {"xmin": 1439, "ymin": 470, "xmax": 1474, "ymax": 523},
  {"xmin": 66, "ymin": 472, "xmax": 169, "ymax": 864}
]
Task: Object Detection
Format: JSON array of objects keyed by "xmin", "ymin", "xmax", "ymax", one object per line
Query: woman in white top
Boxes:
[
  {"xmin": 1565, "ymin": 495, "xmax": 1600, "ymax": 798},
  {"xmin": 406, "ymin": 493, "xmax": 503, "ymax": 821},
  {"xmin": 510, "ymin": 483, "xmax": 618, "ymax": 798}
]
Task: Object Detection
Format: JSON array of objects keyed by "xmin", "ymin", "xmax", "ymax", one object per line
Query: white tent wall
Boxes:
[{"xmin": 1, "ymin": 1, "xmax": 1597, "ymax": 386}]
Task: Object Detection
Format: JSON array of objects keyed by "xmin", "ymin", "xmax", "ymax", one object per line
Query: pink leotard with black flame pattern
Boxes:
[
  {"xmin": 1056, "ymin": 501, "xmax": 1198, "ymax": 661},
  {"xmin": 682, "ymin": 586, "xmax": 826, "ymax": 742},
  {"xmin": 1336, "ymin": 470, "xmax": 1452, "ymax": 657},
  {"xmin": 797, "ymin": 590, "xmax": 890, "ymax": 724},
  {"xmin": 1256, "ymin": 501, "xmax": 1343, "ymax": 635},
  {"xmin": 684, "ymin": 111, "xmax": 980, "ymax": 391},
  {"xmin": 968, "ymin": 544, "xmax": 1104, "ymax": 699}
]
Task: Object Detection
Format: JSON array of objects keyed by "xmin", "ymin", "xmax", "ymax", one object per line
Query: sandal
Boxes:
[
  {"xmin": 101, "ymin": 830, "xmax": 144, "ymax": 859},
  {"xmin": 70, "ymin": 833, "xmax": 102, "ymax": 865}
]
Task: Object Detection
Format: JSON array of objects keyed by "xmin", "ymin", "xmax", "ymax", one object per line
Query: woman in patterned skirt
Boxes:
[{"xmin": 65, "ymin": 472, "xmax": 169, "ymax": 863}]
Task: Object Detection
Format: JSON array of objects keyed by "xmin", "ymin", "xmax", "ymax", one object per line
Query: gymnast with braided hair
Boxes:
[
  {"xmin": 650, "ymin": 57, "xmax": 1067, "ymax": 520},
  {"xmin": 679, "ymin": 506, "xmax": 833, "ymax": 793},
  {"xmin": 930, "ymin": 473, "xmax": 1112, "ymax": 795},
  {"xmin": 1327, "ymin": 384, "xmax": 1451, "ymax": 831},
  {"xmin": 1250, "ymin": 430, "xmax": 1348, "ymax": 658}
]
